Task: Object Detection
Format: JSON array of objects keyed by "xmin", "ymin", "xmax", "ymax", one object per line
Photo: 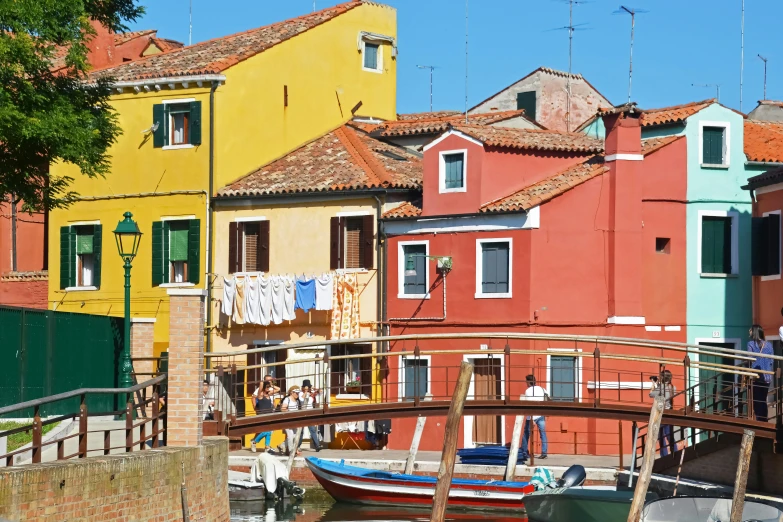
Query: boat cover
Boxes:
[{"xmin": 252, "ymin": 452, "xmax": 289, "ymax": 494}]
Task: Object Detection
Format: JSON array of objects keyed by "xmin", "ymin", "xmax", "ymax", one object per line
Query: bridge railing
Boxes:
[{"xmin": 0, "ymin": 376, "xmax": 167, "ymax": 467}]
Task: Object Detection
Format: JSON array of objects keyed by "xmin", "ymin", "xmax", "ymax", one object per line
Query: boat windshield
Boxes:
[{"xmin": 642, "ymin": 497, "xmax": 783, "ymax": 522}]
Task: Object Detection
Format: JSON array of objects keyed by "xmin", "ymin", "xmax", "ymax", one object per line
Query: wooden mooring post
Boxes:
[
  {"xmin": 430, "ymin": 362, "xmax": 473, "ymax": 522},
  {"xmin": 729, "ymin": 429, "xmax": 755, "ymax": 522},
  {"xmin": 627, "ymin": 396, "xmax": 664, "ymax": 522},
  {"xmin": 286, "ymin": 428, "xmax": 304, "ymax": 475},
  {"xmin": 405, "ymin": 416, "xmax": 427, "ymax": 475},
  {"xmin": 504, "ymin": 415, "xmax": 524, "ymax": 481}
]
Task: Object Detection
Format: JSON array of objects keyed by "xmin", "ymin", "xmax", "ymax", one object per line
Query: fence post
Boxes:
[
  {"xmin": 230, "ymin": 363, "xmax": 238, "ymax": 423},
  {"xmin": 322, "ymin": 352, "xmax": 330, "ymax": 413},
  {"xmin": 414, "ymin": 344, "xmax": 421, "ymax": 408},
  {"xmin": 618, "ymin": 420, "xmax": 623, "ymax": 469},
  {"xmin": 628, "ymin": 397, "xmax": 665, "ymax": 522},
  {"xmin": 594, "ymin": 347, "xmax": 600, "ymax": 407},
  {"xmin": 125, "ymin": 400, "xmax": 133, "ymax": 453},
  {"xmin": 730, "ymin": 430, "xmax": 755, "ymax": 522},
  {"xmin": 78, "ymin": 394, "xmax": 88, "ymax": 459},
  {"xmin": 628, "ymin": 421, "xmax": 639, "ymax": 487},
  {"xmin": 32, "ymin": 406, "xmax": 42, "ymax": 464},
  {"xmin": 504, "ymin": 343, "xmax": 511, "ymax": 405},
  {"xmin": 683, "ymin": 356, "xmax": 690, "ymax": 414},
  {"xmin": 152, "ymin": 390, "xmax": 160, "ymax": 449}
]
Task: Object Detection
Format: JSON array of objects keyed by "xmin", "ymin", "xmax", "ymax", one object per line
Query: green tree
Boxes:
[{"xmin": 0, "ymin": 0, "xmax": 144, "ymax": 211}]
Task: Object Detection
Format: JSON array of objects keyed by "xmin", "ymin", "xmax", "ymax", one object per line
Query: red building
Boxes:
[{"xmin": 380, "ymin": 106, "xmax": 689, "ymax": 455}]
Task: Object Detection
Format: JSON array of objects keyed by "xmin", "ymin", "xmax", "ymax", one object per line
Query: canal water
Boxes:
[{"xmin": 230, "ymin": 491, "xmax": 528, "ymax": 521}]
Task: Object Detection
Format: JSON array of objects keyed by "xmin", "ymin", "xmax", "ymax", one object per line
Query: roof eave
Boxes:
[
  {"xmin": 215, "ymin": 187, "xmax": 415, "ymax": 202},
  {"xmin": 108, "ymin": 73, "xmax": 227, "ymax": 90}
]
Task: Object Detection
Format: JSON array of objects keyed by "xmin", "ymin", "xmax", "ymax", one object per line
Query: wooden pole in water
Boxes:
[
  {"xmin": 729, "ymin": 429, "xmax": 755, "ymax": 522},
  {"xmin": 627, "ymin": 396, "xmax": 664, "ymax": 522},
  {"xmin": 504, "ymin": 415, "xmax": 524, "ymax": 481},
  {"xmin": 405, "ymin": 416, "xmax": 427, "ymax": 475},
  {"xmin": 430, "ymin": 362, "xmax": 473, "ymax": 522},
  {"xmin": 286, "ymin": 428, "xmax": 303, "ymax": 475}
]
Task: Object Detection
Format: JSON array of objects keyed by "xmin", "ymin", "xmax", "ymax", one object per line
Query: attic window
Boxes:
[{"xmin": 379, "ymin": 150, "xmax": 408, "ymax": 161}]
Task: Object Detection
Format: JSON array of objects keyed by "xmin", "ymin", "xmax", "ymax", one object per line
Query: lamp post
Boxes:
[{"xmin": 113, "ymin": 212, "xmax": 142, "ymax": 404}]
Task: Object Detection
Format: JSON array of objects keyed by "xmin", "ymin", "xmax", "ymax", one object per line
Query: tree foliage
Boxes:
[{"xmin": 0, "ymin": 0, "xmax": 144, "ymax": 211}]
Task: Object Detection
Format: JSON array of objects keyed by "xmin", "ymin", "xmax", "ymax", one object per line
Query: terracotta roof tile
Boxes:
[
  {"xmin": 452, "ymin": 124, "xmax": 603, "ymax": 154},
  {"xmin": 640, "ymin": 99, "xmax": 715, "ymax": 127},
  {"xmin": 113, "ymin": 29, "xmax": 157, "ymax": 46},
  {"xmin": 217, "ymin": 124, "xmax": 421, "ymax": 197},
  {"xmin": 744, "ymin": 120, "xmax": 783, "ymax": 163},
  {"xmin": 382, "ymin": 200, "xmax": 422, "ymax": 219},
  {"xmin": 397, "ymin": 111, "xmax": 462, "ymax": 121},
  {"xmin": 375, "ymin": 110, "xmax": 537, "ymax": 138},
  {"xmin": 480, "ymin": 156, "xmax": 607, "ymax": 213},
  {"xmin": 91, "ymin": 1, "xmax": 362, "ymax": 82},
  {"xmin": 641, "ymin": 135, "xmax": 685, "ymax": 155},
  {"xmin": 147, "ymin": 37, "xmax": 184, "ymax": 53}
]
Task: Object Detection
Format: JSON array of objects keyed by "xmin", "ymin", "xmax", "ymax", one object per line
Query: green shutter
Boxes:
[
  {"xmin": 516, "ymin": 91, "xmax": 537, "ymax": 121},
  {"xmin": 702, "ymin": 127, "xmax": 724, "ymax": 165},
  {"xmin": 187, "ymin": 219, "xmax": 201, "ymax": 284},
  {"xmin": 403, "ymin": 244, "xmax": 427, "ymax": 295},
  {"xmin": 75, "ymin": 230, "xmax": 93, "ymax": 254},
  {"xmin": 59, "ymin": 226, "xmax": 76, "ymax": 289},
  {"xmin": 92, "ymin": 225, "xmax": 102, "ymax": 288},
  {"xmin": 189, "ymin": 101, "xmax": 202, "ymax": 145},
  {"xmin": 152, "ymin": 104, "xmax": 166, "ymax": 148},
  {"xmin": 151, "ymin": 222, "xmax": 164, "ymax": 286},
  {"xmin": 702, "ymin": 216, "xmax": 731, "ymax": 274},
  {"xmin": 163, "ymin": 221, "xmax": 170, "ymax": 283},
  {"xmin": 444, "ymin": 153, "xmax": 464, "ymax": 189},
  {"xmin": 551, "ymin": 356, "xmax": 576, "ymax": 401},
  {"xmin": 169, "ymin": 222, "xmax": 189, "ymax": 261}
]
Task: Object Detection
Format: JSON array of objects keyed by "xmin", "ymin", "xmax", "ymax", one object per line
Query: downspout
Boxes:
[
  {"xmin": 10, "ymin": 195, "xmax": 17, "ymax": 271},
  {"xmin": 206, "ymin": 80, "xmax": 219, "ymax": 353},
  {"xmin": 373, "ymin": 195, "xmax": 386, "ymax": 352}
]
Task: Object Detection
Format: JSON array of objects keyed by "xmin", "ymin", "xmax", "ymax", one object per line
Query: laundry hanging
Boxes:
[
  {"xmin": 282, "ymin": 276, "xmax": 296, "ymax": 321},
  {"xmin": 271, "ymin": 276, "xmax": 285, "ymax": 325},
  {"xmin": 232, "ymin": 276, "xmax": 246, "ymax": 324},
  {"xmin": 295, "ymin": 277, "xmax": 316, "ymax": 312},
  {"xmin": 244, "ymin": 276, "xmax": 261, "ymax": 325},
  {"xmin": 258, "ymin": 275, "xmax": 272, "ymax": 326},
  {"xmin": 331, "ymin": 273, "xmax": 360, "ymax": 340},
  {"xmin": 315, "ymin": 273, "xmax": 334, "ymax": 311},
  {"xmin": 221, "ymin": 276, "xmax": 236, "ymax": 317}
]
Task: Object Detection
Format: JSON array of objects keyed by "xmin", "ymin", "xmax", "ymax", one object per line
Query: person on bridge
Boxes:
[
  {"xmin": 520, "ymin": 374, "xmax": 548, "ymax": 461},
  {"xmin": 250, "ymin": 381, "xmax": 275, "ymax": 453},
  {"xmin": 649, "ymin": 370, "xmax": 676, "ymax": 456},
  {"xmin": 281, "ymin": 386, "xmax": 303, "ymax": 457},
  {"xmin": 299, "ymin": 380, "xmax": 322, "ymax": 452},
  {"xmin": 747, "ymin": 325, "xmax": 773, "ymax": 422}
]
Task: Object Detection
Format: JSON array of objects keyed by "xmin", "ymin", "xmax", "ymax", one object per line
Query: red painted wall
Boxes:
[
  {"xmin": 0, "ymin": 200, "xmax": 48, "ymax": 308},
  {"xmin": 422, "ymin": 133, "xmax": 485, "ymax": 217},
  {"xmin": 752, "ymin": 189, "xmax": 783, "ymax": 335}
]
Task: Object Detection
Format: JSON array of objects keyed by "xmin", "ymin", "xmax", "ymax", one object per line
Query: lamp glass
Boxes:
[{"xmin": 113, "ymin": 212, "xmax": 142, "ymax": 260}]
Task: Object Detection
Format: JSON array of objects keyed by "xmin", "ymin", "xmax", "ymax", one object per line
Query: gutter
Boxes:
[
  {"xmin": 746, "ymin": 161, "xmax": 783, "ymax": 168},
  {"xmin": 10, "ymin": 194, "xmax": 17, "ymax": 271},
  {"xmin": 206, "ymin": 80, "xmax": 220, "ymax": 354},
  {"xmin": 111, "ymin": 74, "xmax": 227, "ymax": 92},
  {"xmin": 373, "ymin": 195, "xmax": 386, "ymax": 354},
  {"xmin": 213, "ymin": 188, "xmax": 413, "ymax": 206}
]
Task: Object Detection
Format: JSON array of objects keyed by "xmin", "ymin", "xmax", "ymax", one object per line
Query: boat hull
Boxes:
[
  {"xmin": 306, "ymin": 457, "xmax": 532, "ymax": 512},
  {"xmin": 523, "ymin": 487, "xmax": 641, "ymax": 522}
]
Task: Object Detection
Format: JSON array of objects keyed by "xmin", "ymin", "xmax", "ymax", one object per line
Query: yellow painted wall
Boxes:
[
  {"xmin": 47, "ymin": 2, "xmax": 397, "ymax": 353},
  {"xmin": 214, "ymin": 3, "xmax": 398, "ymax": 188}
]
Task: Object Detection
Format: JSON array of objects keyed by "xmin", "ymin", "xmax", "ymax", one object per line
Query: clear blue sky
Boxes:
[{"xmin": 130, "ymin": 0, "xmax": 783, "ymax": 116}]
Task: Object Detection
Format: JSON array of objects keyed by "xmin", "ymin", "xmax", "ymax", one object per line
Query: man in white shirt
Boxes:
[{"xmin": 520, "ymin": 374, "xmax": 548, "ymax": 460}]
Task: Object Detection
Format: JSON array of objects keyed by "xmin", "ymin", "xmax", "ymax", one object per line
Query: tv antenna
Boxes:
[
  {"xmin": 550, "ymin": 0, "xmax": 591, "ymax": 130},
  {"xmin": 417, "ymin": 65, "xmax": 438, "ymax": 112},
  {"xmin": 692, "ymin": 83, "xmax": 721, "ymax": 102},
  {"xmin": 759, "ymin": 55, "xmax": 769, "ymax": 100},
  {"xmin": 740, "ymin": 0, "xmax": 745, "ymax": 111},
  {"xmin": 189, "ymin": 0, "xmax": 193, "ymax": 46},
  {"xmin": 614, "ymin": 6, "xmax": 649, "ymax": 103},
  {"xmin": 465, "ymin": 0, "xmax": 469, "ymax": 123}
]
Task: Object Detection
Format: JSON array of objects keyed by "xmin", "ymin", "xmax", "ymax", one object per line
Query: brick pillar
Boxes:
[
  {"xmin": 167, "ymin": 289, "xmax": 206, "ymax": 447},
  {"xmin": 130, "ymin": 318, "xmax": 156, "ymax": 380}
]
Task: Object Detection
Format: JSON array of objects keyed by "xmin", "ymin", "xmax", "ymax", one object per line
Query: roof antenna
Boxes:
[
  {"xmin": 313, "ymin": 1, "xmax": 316, "ymax": 12},
  {"xmin": 189, "ymin": 0, "xmax": 193, "ymax": 46},
  {"xmin": 692, "ymin": 83, "xmax": 721, "ymax": 103},
  {"xmin": 549, "ymin": 0, "xmax": 591, "ymax": 131},
  {"xmin": 758, "ymin": 54, "xmax": 768, "ymax": 100},
  {"xmin": 615, "ymin": 6, "xmax": 649, "ymax": 104},
  {"xmin": 740, "ymin": 0, "xmax": 745, "ymax": 111},
  {"xmin": 465, "ymin": 0, "xmax": 469, "ymax": 124},
  {"xmin": 417, "ymin": 65, "xmax": 438, "ymax": 112}
]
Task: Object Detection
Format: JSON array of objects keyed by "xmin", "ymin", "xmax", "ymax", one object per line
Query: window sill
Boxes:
[
  {"xmin": 335, "ymin": 394, "xmax": 370, "ymax": 400},
  {"xmin": 700, "ymin": 163, "xmax": 729, "ymax": 169},
  {"xmin": 760, "ymin": 274, "xmax": 781, "ymax": 281},
  {"xmin": 397, "ymin": 293, "xmax": 430, "ymax": 300},
  {"xmin": 339, "ymin": 268, "xmax": 370, "ymax": 274},
  {"xmin": 699, "ymin": 273, "xmax": 738, "ymax": 278},
  {"xmin": 439, "ymin": 187, "xmax": 467, "ymax": 194},
  {"xmin": 65, "ymin": 286, "xmax": 98, "ymax": 292},
  {"xmin": 163, "ymin": 144, "xmax": 196, "ymax": 150},
  {"xmin": 475, "ymin": 292, "xmax": 512, "ymax": 299},
  {"xmin": 159, "ymin": 282, "xmax": 195, "ymax": 288},
  {"xmin": 362, "ymin": 67, "xmax": 383, "ymax": 74}
]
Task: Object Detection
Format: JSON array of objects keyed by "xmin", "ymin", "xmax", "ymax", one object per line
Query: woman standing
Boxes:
[
  {"xmin": 250, "ymin": 381, "xmax": 275, "ymax": 453},
  {"xmin": 281, "ymin": 386, "xmax": 303, "ymax": 457},
  {"xmin": 747, "ymin": 325, "xmax": 773, "ymax": 422},
  {"xmin": 649, "ymin": 370, "xmax": 676, "ymax": 456}
]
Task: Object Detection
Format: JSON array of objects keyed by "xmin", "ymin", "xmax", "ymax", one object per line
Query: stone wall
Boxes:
[
  {"xmin": 0, "ymin": 273, "xmax": 48, "ymax": 309},
  {"xmin": 0, "ymin": 437, "xmax": 229, "ymax": 522}
]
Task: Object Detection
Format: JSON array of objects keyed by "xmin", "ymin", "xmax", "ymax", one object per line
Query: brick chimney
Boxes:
[
  {"xmin": 86, "ymin": 20, "xmax": 117, "ymax": 69},
  {"xmin": 602, "ymin": 107, "xmax": 644, "ymax": 324}
]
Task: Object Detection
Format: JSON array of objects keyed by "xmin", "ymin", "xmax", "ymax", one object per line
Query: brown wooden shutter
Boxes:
[
  {"xmin": 258, "ymin": 220, "xmax": 270, "ymax": 272},
  {"xmin": 228, "ymin": 222, "xmax": 244, "ymax": 274},
  {"xmin": 330, "ymin": 216, "xmax": 342, "ymax": 270},
  {"xmin": 361, "ymin": 214, "xmax": 374, "ymax": 270}
]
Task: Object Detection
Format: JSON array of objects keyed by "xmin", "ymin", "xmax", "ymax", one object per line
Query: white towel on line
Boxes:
[
  {"xmin": 221, "ymin": 276, "xmax": 235, "ymax": 317},
  {"xmin": 244, "ymin": 276, "xmax": 261, "ymax": 325},
  {"xmin": 315, "ymin": 273, "xmax": 333, "ymax": 311},
  {"xmin": 271, "ymin": 276, "xmax": 285, "ymax": 325},
  {"xmin": 283, "ymin": 276, "xmax": 296, "ymax": 321},
  {"xmin": 258, "ymin": 275, "xmax": 272, "ymax": 326}
]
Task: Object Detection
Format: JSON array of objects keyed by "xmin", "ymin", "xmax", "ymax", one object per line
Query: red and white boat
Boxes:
[{"xmin": 305, "ymin": 457, "xmax": 535, "ymax": 511}]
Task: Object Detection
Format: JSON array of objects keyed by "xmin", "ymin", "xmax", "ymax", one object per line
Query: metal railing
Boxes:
[{"xmin": 0, "ymin": 375, "xmax": 167, "ymax": 466}]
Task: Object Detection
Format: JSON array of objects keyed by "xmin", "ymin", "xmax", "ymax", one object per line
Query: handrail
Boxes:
[
  {"xmin": 0, "ymin": 375, "xmax": 167, "ymax": 416},
  {"xmin": 205, "ymin": 332, "xmax": 783, "ymax": 362}
]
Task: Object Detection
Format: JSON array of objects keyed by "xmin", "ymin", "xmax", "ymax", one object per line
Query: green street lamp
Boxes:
[{"xmin": 113, "ymin": 212, "xmax": 142, "ymax": 403}]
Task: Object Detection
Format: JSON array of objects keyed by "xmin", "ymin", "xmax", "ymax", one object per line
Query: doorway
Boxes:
[
  {"xmin": 470, "ymin": 357, "xmax": 502, "ymax": 446},
  {"xmin": 697, "ymin": 341, "xmax": 738, "ymax": 416}
]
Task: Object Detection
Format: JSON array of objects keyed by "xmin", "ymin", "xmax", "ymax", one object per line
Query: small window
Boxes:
[
  {"xmin": 363, "ymin": 42, "xmax": 380, "ymax": 70},
  {"xmin": 402, "ymin": 243, "xmax": 427, "ymax": 296},
  {"xmin": 169, "ymin": 104, "xmax": 190, "ymax": 146},
  {"xmin": 168, "ymin": 221, "xmax": 189, "ymax": 283},
  {"xmin": 151, "ymin": 219, "xmax": 200, "ymax": 286},
  {"xmin": 516, "ymin": 91, "xmax": 537, "ymax": 120},
  {"xmin": 152, "ymin": 101, "xmax": 202, "ymax": 148},
  {"xmin": 403, "ymin": 358, "xmax": 428, "ymax": 401},
  {"xmin": 478, "ymin": 241, "xmax": 510, "ymax": 296},
  {"xmin": 75, "ymin": 226, "xmax": 95, "ymax": 287},
  {"xmin": 550, "ymin": 356, "xmax": 577, "ymax": 402},
  {"xmin": 443, "ymin": 152, "xmax": 465, "ymax": 190},
  {"xmin": 702, "ymin": 126, "xmax": 725, "ymax": 165},
  {"xmin": 244, "ymin": 222, "xmax": 259, "ymax": 272},
  {"xmin": 344, "ymin": 217, "xmax": 364, "ymax": 269},
  {"xmin": 656, "ymin": 238, "xmax": 671, "ymax": 254},
  {"xmin": 331, "ymin": 344, "xmax": 371, "ymax": 396},
  {"xmin": 330, "ymin": 215, "xmax": 374, "ymax": 270},
  {"xmin": 701, "ymin": 216, "xmax": 732, "ymax": 274}
]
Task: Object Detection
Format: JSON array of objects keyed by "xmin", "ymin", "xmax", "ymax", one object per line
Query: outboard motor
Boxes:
[
  {"xmin": 556, "ymin": 464, "xmax": 586, "ymax": 488},
  {"xmin": 252, "ymin": 453, "xmax": 306, "ymax": 501}
]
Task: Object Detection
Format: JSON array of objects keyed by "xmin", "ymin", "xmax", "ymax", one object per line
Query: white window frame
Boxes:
[
  {"xmin": 762, "ymin": 210, "xmax": 782, "ymax": 281},
  {"xmin": 546, "ymin": 349, "xmax": 584, "ymax": 402},
  {"xmin": 475, "ymin": 238, "xmax": 512, "ymax": 299},
  {"xmin": 398, "ymin": 240, "xmax": 430, "ymax": 299},
  {"xmin": 439, "ymin": 149, "xmax": 468, "ymax": 194},
  {"xmin": 162, "ymin": 98, "xmax": 197, "ymax": 150},
  {"xmin": 361, "ymin": 39, "xmax": 383, "ymax": 73},
  {"xmin": 698, "ymin": 120, "xmax": 730, "ymax": 168},
  {"xmin": 397, "ymin": 354, "xmax": 432, "ymax": 402},
  {"xmin": 167, "ymin": 219, "xmax": 191, "ymax": 284},
  {"xmin": 72, "ymin": 223, "xmax": 98, "ymax": 291},
  {"xmin": 697, "ymin": 210, "xmax": 739, "ymax": 276}
]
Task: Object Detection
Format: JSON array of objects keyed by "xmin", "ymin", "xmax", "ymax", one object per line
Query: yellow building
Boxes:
[{"xmin": 48, "ymin": 1, "xmax": 398, "ymax": 356}]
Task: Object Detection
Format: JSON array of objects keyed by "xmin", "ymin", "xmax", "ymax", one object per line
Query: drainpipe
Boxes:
[
  {"xmin": 373, "ymin": 195, "xmax": 386, "ymax": 353},
  {"xmin": 10, "ymin": 195, "xmax": 17, "ymax": 272},
  {"xmin": 206, "ymin": 80, "xmax": 219, "ymax": 353}
]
